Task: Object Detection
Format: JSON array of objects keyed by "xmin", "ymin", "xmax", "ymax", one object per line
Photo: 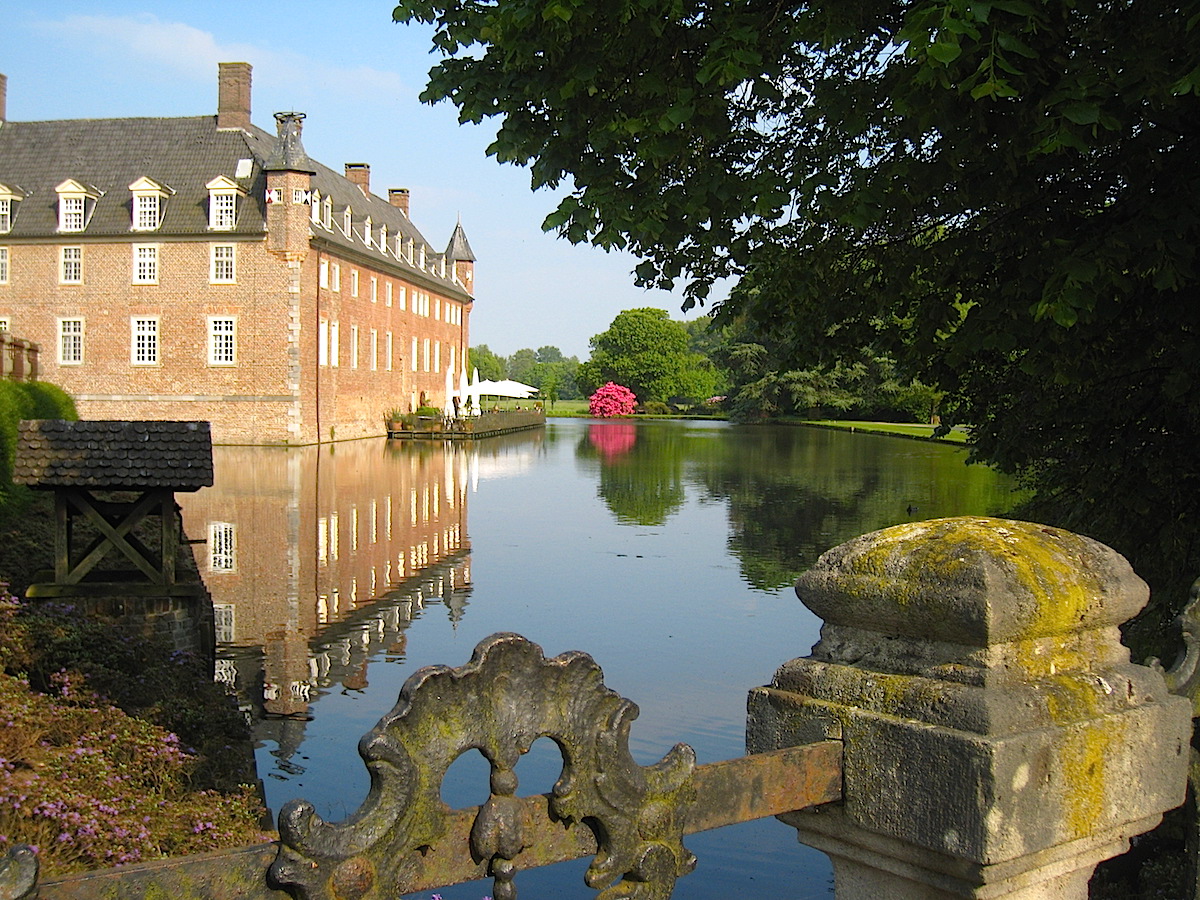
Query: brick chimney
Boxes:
[
  {"xmin": 217, "ymin": 62, "xmax": 252, "ymax": 131},
  {"xmin": 388, "ymin": 188, "xmax": 410, "ymax": 216},
  {"xmin": 0, "ymin": 73, "xmax": 7, "ymax": 124},
  {"xmin": 345, "ymin": 163, "xmax": 370, "ymax": 196}
]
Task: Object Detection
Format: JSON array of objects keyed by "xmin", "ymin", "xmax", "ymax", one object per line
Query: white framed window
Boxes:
[
  {"xmin": 58, "ymin": 318, "xmax": 84, "ymax": 365},
  {"xmin": 0, "ymin": 248, "xmax": 7, "ymax": 284},
  {"xmin": 209, "ymin": 522, "xmax": 236, "ymax": 572},
  {"xmin": 434, "ymin": 341, "xmax": 441, "ymax": 373},
  {"xmin": 370, "ymin": 329, "xmax": 378, "ymax": 371},
  {"xmin": 319, "ymin": 259, "xmax": 329, "ymax": 288},
  {"xmin": 210, "ymin": 193, "xmax": 236, "ymax": 229},
  {"xmin": 0, "ymin": 316, "xmax": 9, "ymax": 332},
  {"xmin": 206, "ymin": 176, "xmax": 242, "ymax": 230},
  {"xmin": 363, "ymin": 217, "xmax": 372, "ymax": 246},
  {"xmin": 131, "ymin": 317, "xmax": 159, "ymax": 365},
  {"xmin": 386, "ymin": 332, "xmax": 393, "ymax": 371},
  {"xmin": 322, "ymin": 197, "xmax": 332, "ymax": 229},
  {"xmin": 213, "ymin": 604, "xmax": 235, "ymax": 642},
  {"xmin": 59, "ymin": 196, "xmax": 85, "ymax": 232},
  {"xmin": 60, "ymin": 247, "xmax": 82, "ymax": 284},
  {"xmin": 351, "ymin": 269, "xmax": 359, "ymax": 297},
  {"xmin": 435, "ymin": 299, "xmax": 441, "ymax": 321},
  {"xmin": 210, "ymin": 244, "xmax": 236, "ymax": 283},
  {"xmin": 423, "ymin": 338, "xmax": 430, "ymax": 372},
  {"xmin": 418, "ymin": 245, "xmax": 426, "ymax": 269},
  {"xmin": 370, "ymin": 277, "xmax": 377, "ymax": 303},
  {"xmin": 350, "ymin": 325, "xmax": 359, "ymax": 369},
  {"xmin": 331, "ymin": 264, "xmax": 340, "ymax": 292},
  {"xmin": 132, "ymin": 245, "xmax": 158, "ymax": 284},
  {"xmin": 293, "ymin": 188, "xmax": 309, "ymax": 205},
  {"xmin": 133, "ymin": 194, "xmax": 159, "ymax": 230},
  {"xmin": 0, "ymin": 199, "xmax": 11, "ymax": 234},
  {"xmin": 343, "ymin": 207, "xmax": 352, "ymax": 236},
  {"xmin": 319, "ymin": 319, "xmax": 329, "ymax": 366},
  {"xmin": 385, "ymin": 282, "xmax": 392, "ymax": 307},
  {"xmin": 398, "ymin": 285, "xmax": 407, "ymax": 310},
  {"xmin": 411, "ymin": 337, "xmax": 417, "ymax": 371},
  {"xmin": 208, "ymin": 317, "xmax": 236, "ymax": 365},
  {"xmin": 379, "ymin": 224, "xmax": 388, "ymax": 252},
  {"xmin": 330, "ymin": 321, "xmax": 339, "ymax": 367}
]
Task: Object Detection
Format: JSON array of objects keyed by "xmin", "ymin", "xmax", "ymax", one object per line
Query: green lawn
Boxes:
[{"xmin": 801, "ymin": 420, "xmax": 969, "ymax": 443}]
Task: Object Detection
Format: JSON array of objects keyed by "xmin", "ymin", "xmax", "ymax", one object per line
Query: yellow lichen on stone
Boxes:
[{"xmin": 1056, "ymin": 715, "xmax": 1123, "ymax": 840}]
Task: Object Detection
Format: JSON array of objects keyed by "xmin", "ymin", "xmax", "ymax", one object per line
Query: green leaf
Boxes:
[{"xmin": 928, "ymin": 41, "xmax": 963, "ymax": 64}]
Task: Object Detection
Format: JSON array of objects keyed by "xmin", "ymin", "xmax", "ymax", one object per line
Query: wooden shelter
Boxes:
[{"xmin": 14, "ymin": 420, "xmax": 213, "ymax": 597}]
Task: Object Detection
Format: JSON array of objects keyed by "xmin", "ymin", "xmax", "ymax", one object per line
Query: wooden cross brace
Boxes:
[{"xmin": 53, "ymin": 487, "xmax": 179, "ymax": 585}]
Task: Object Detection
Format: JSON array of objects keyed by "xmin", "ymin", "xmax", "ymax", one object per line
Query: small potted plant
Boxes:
[{"xmin": 384, "ymin": 407, "xmax": 407, "ymax": 431}]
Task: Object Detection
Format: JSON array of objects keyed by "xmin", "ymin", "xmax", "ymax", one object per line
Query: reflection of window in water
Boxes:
[
  {"xmin": 213, "ymin": 603, "xmax": 235, "ymax": 643},
  {"xmin": 330, "ymin": 512, "xmax": 339, "ymax": 561},
  {"xmin": 351, "ymin": 505, "xmax": 359, "ymax": 552},
  {"xmin": 318, "ymin": 517, "xmax": 328, "ymax": 565},
  {"xmin": 209, "ymin": 522, "xmax": 236, "ymax": 572}
]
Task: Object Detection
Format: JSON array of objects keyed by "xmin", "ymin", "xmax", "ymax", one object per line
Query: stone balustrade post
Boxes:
[{"xmin": 748, "ymin": 516, "xmax": 1191, "ymax": 900}]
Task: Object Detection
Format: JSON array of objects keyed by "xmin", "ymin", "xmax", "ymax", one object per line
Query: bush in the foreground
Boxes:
[
  {"xmin": 588, "ymin": 382, "xmax": 637, "ymax": 417},
  {"xmin": 0, "ymin": 673, "xmax": 269, "ymax": 874}
]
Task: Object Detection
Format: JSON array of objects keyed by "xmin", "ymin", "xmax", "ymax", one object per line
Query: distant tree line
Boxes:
[{"xmin": 474, "ymin": 307, "xmax": 935, "ymax": 422}]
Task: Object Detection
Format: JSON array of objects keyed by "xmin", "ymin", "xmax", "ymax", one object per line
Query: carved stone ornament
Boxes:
[
  {"xmin": 270, "ymin": 633, "xmax": 697, "ymax": 900},
  {"xmin": 0, "ymin": 845, "xmax": 37, "ymax": 900}
]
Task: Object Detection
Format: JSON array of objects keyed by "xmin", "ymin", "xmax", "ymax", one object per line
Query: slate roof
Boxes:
[
  {"xmin": 445, "ymin": 220, "xmax": 477, "ymax": 262},
  {"xmin": 0, "ymin": 112, "xmax": 474, "ymax": 299},
  {"xmin": 13, "ymin": 420, "xmax": 214, "ymax": 490}
]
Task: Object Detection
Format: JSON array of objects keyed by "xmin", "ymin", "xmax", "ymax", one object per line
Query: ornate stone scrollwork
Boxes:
[
  {"xmin": 0, "ymin": 845, "xmax": 38, "ymax": 900},
  {"xmin": 270, "ymin": 633, "xmax": 697, "ymax": 900}
]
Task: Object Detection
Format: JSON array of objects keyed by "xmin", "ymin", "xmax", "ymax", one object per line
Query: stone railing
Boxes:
[
  {"xmin": 0, "ymin": 330, "xmax": 39, "ymax": 382},
  {"xmin": 0, "ymin": 517, "xmax": 1192, "ymax": 900}
]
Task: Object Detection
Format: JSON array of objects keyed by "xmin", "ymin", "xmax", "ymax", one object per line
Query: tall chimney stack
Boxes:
[
  {"xmin": 345, "ymin": 163, "xmax": 370, "ymax": 196},
  {"xmin": 0, "ymin": 74, "xmax": 7, "ymax": 124},
  {"xmin": 389, "ymin": 188, "xmax": 410, "ymax": 216},
  {"xmin": 217, "ymin": 62, "xmax": 252, "ymax": 131}
]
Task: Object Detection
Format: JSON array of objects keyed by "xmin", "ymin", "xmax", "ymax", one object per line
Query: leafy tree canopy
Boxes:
[
  {"xmin": 469, "ymin": 344, "xmax": 506, "ymax": 382},
  {"xmin": 397, "ymin": 0, "xmax": 1200, "ymax": 638},
  {"xmin": 580, "ymin": 308, "xmax": 720, "ymax": 403}
]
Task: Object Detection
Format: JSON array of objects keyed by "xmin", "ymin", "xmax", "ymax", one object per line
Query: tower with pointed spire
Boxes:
[{"xmin": 445, "ymin": 218, "xmax": 476, "ymax": 295}]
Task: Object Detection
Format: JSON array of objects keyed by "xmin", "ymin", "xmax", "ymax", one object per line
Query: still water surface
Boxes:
[{"xmin": 178, "ymin": 419, "xmax": 1017, "ymax": 899}]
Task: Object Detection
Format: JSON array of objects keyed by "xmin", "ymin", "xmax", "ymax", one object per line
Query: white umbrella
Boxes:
[
  {"xmin": 459, "ymin": 369, "xmax": 469, "ymax": 414},
  {"xmin": 475, "ymin": 379, "xmax": 537, "ymax": 398}
]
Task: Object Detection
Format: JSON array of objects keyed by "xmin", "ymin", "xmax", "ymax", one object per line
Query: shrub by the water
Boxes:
[
  {"xmin": 588, "ymin": 382, "xmax": 637, "ymax": 417},
  {"xmin": 0, "ymin": 589, "xmax": 270, "ymax": 875}
]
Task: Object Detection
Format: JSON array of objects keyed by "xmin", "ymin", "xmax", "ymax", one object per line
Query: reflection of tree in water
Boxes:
[
  {"xmin": 577, "ymin": 424, "xmax": 687, "ymax": 526},
  {"xmin": 691, "ymin": 427, "xmax": 1017, "ymax": 592}
]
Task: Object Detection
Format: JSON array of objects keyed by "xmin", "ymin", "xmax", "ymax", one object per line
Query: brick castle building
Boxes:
[{"xmin": 0, "ymin": 62, "xmax": 475, "ymax": 444}]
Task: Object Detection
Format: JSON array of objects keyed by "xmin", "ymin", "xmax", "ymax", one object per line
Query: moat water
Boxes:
[{"xmin": 178, "ymin": 418, "xmax": 1017, "ymax": 899}]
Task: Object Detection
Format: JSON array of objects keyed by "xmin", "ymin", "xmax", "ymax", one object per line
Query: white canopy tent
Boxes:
[{"xmin": 474, "ymin": 379, "xmax": 538, "ymax": 399}]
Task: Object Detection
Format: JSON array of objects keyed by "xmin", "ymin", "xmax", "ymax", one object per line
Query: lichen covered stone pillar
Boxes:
[{"xmin": 748, "ymin": 516, "xmax": 1191, "ymax": 900}]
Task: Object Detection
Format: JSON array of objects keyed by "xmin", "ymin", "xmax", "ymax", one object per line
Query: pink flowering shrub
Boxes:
[{"xmin": 588, "ymin": 382, "xmax": 637, "ymax": 417}]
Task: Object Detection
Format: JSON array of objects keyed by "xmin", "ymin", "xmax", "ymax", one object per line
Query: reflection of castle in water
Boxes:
[{"xmin": 177, "ymin": 440, "xmax": 473, "ymax": 726}]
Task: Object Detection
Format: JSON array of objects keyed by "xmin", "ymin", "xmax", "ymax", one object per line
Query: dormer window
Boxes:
[
  {"xmin": 379, "ymin": 224, "xmax": 388, "ymax": 253},
  {"xmin": 0, "ymin": 185, "xmax": 23, "ymax": 234},
  {"xmin": 129, "ymin": 177, "xmax": 172, "ymax": 231},
  {"xmin": 418, "ymin": 245, "xmax": 426, "ymax": 269},
  {"xmin": 363, "ymin": 217, "xmax": 372, "ymax": 246},
  {"xmin": 323, "ymin": 197, "xmax": 332, "ymax": 229},
  {"xmin": 205, "ymin": 176, "xmax": 245, "ymax": 231},
  {"xmin": 311, "ymin": 190, "xmax": 321, "ymax": 224},
  {"xmin": 56, "ymin": 180, "xmax": 100, "ymax": 233},
  {"xmin": 343, "ymin": 207, "xmax": 352, "ymax": 236}
]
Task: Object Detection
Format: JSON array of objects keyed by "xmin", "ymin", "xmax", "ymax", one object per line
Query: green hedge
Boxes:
[{"xmin": 0, "ymin": 381, "xmax": 78, "ymax": 503}]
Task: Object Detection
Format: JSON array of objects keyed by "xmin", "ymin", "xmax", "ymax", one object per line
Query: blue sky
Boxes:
[{"xmin": 2, "ymin": 1, "xmax": 716, "ymax": 359}]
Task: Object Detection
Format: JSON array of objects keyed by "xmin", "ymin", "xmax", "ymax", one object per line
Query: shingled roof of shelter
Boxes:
[{"xmin": 13, "ymin": 420, "xmax": 214, "ymax": 490}]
